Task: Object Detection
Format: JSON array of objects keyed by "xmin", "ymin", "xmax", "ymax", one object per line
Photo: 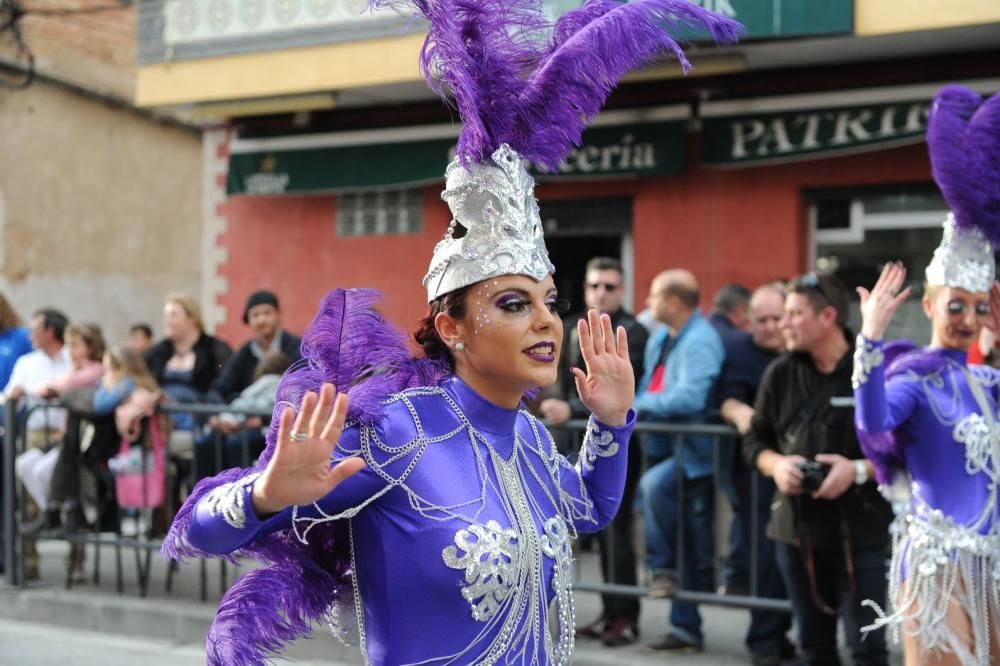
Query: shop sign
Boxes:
[
  {"xmin": 228, "ymin": 120, "xmax": 686, "ymax": 196},
  {"xmin": 702, "ymin": 100, "xmax": 931, "ymax": 166}
]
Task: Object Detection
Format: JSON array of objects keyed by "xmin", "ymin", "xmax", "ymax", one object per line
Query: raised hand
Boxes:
[
  {"xmin": 251, "ymin": 383, "xmax": 365, "ymax": 516},
  {"xmin": 570, "ymin": 309, "xmax": 634, "ymax": 427},
  {"xmin": 858, "ymin": 261, "xmax": 912, "ymax": 340}
]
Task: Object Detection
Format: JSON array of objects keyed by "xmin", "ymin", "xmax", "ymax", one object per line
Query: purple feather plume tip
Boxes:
[
  {"xmin": 927, "ymin": 85, "xmax": 1000, "ymax": 247},
  {"xmin": 369, "ymin": 0, "xmax": 743, "ymax": 170}
]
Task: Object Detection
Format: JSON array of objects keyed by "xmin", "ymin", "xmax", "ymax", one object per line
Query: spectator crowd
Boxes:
[{"xmin": 0, "ymin": 289, "xmax": 300, "ymax": 584}]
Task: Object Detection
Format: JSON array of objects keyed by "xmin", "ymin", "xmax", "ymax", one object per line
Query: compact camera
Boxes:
[{"xmin": 796, "ymin": 460, "xmax": 832, "ymax": 493}]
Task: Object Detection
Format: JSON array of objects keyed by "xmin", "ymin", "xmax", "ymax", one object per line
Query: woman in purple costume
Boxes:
[
  {"xmin": 162, "ymin": 2, "xmax": 742, "ymax": 664},
  {"xmin": 853, "ymin": 86, "xmax": 1000, "ymax": 665}
]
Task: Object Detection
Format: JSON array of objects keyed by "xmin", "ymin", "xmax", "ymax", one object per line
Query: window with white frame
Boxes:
[
  {"xmin": 810, "ymin": 186, "xmax": 951, "ymax": 345},
  {"xmin": 336, "ymin": 188, "xmax": 423, "ymax": 237}
]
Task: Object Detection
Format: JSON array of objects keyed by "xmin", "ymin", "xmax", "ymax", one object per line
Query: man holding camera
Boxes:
[{"xmin": 743, "ymin": 273, "xmax": 892, "ymax": 666}]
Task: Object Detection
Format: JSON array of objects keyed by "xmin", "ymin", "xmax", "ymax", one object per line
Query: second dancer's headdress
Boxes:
[{"xmin": 924, "ymin": 85, "xmax": 1000, "ymax": 292}]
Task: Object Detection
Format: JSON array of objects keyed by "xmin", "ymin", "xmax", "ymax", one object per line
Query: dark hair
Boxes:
[
  {"xmin": 713, "ymin": 283, "xmax": 751, "ymax": 314},
  {"xmin": 129, "ymin": 323, "xmax": 153, "ymax": 339},
  {"xmin": 254, "ymin": 352, "xmax": 294, "ymax": 381},
  {"xmin": 788, "ymin": 273, "xmax": 849, "ymax": 327},
  {"xmin": 0, "ymin": 292, "xmax": 21, "ymax": 331},
  {"xmin": 585, "ymin": 256, "xmax": 623, "ymax": 276},
  {"xmin": 413, "ymin": 285, "xmax": 471, "ymax": 368},
  {"xmin": 66, "ymin": 322, "xmax": 106, "ymax": 361},
  {"xmin": 32, "ymin": 308, "xmax": 68, "ymax": 343}
]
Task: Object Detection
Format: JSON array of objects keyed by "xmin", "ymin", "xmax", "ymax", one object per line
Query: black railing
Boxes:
[{"xmin": 1, "ymin": 398, "xmax": 790, "ymax": 614}]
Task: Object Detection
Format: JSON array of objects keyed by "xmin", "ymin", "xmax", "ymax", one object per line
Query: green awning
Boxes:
[{"xmin": 227, "ymin": 118, "xmax": 687, "ymax": 196}]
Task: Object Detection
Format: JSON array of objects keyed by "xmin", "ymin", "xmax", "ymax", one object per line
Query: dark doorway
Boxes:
[{"xmin": 539, "ymin": 197, "xmax": 633, "ymax": 316}]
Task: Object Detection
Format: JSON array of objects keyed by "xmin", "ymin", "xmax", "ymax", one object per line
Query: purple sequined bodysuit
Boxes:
[
  {"xmin": 853, "ymin": 336, "xmax": 1000, "ymax": 663},
  {"xmin": 187, "ymin": 374, "xmax": 635, "ymax": 665}
]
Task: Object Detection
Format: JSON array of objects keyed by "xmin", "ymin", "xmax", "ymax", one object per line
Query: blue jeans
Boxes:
[
  {"xmin": 640, "ymin": 457, "xmax": 715, "ymax": 645},
  {"xmin": 775, "ymin": 542, "xmax": 889, "ymax": 666}
]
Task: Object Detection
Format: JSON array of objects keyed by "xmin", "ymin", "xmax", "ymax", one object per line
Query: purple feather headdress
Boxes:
[
  {"xmin": 927, "ymin": 85, "xmax": 1000, "ymax": 247},
  {"xmin": 370, "ymin": 0, "xmax": 743, "ymax": 170}
]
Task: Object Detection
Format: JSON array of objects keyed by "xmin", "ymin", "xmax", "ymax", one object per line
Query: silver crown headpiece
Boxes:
[
  {"xmin": 424, "ymin": 144, "xmax": 555, "ymax": 302},
  {"xmin": 925, "ymin": 214, "xmax": 995, "ymax": 293}
]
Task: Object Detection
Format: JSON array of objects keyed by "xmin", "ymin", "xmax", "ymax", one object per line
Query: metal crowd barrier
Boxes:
[
  {"xmin": 1, "ymin": 397, "xmax": 270, "ymax": 599},
  {"xmin": 550, "ymin": 418, "xmax": 792, "ymax": 614},
  {"xmin": 2, "ymin": 398, "xmax": 790, "ymax": 614}
]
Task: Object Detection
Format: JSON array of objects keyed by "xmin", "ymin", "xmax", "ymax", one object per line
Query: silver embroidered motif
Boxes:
[
  {"xmin": 424, "ymin": 144, "xmax": 555, "ymax": 302},
  {"xmin": 578, "ymin": 419, "xmax": 619, "ymax": 471},
  {"xmin": 203, "ymin": 471, "xmax": 261, "ymax": 529},
  {"xmin": 443, "ymin": 520, "xmax": 520, "ymax": 622},
  {"xmin": 953, "ymin": 413, "xmax": 996, "ymax": 475},
  {"xmin": 852, "ymin": 335, "xmax": 885, "ymax": 389}
]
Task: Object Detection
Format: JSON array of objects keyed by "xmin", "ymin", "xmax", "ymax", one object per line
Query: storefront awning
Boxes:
[
  {"xmin": 226, "ymin": 107, "xmax": 688, "ymax": 196},
  {"xmin": 700, "ymin": 80, "xmax": 1000, "ymax": 167}
]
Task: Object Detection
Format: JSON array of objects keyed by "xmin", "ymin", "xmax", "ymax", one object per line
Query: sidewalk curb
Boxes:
[{"xmin": 0, "ymin": 585, "xmax": 364, "ymax": 663}]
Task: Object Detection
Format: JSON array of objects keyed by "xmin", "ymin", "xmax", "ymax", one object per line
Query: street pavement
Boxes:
[{"xmin": 0, "ymin": 617, "xmax": 355, "ymax": 666}]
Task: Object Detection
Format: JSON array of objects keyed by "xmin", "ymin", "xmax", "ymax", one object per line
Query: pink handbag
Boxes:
[{"xmin": 111, "ymin": 418, "xmax": 166, "ymax": 509}]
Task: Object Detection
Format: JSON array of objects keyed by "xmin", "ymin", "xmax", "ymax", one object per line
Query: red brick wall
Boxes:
[
  {"xmin": 19, "ymin": 0, "xmax": 136, "ymax": 98},
  {"xmin": 216, "ymin": 141, "xmax": 933, "ymax": 343}
]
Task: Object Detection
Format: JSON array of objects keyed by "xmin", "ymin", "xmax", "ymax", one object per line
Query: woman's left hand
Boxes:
[{"xmin": 572, "ymin": 309, "xmax": 633, "ymax": 427}]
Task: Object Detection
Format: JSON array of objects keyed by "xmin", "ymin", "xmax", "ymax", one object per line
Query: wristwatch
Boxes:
[{"xmin": 854, "ymin": 459, "xmax": 869, "ymax": 485}]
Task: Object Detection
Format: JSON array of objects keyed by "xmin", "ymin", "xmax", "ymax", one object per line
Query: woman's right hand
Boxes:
[
  {"xmin": 251, "ymin": 383, "xmax": 366, "ymax": 517},
  {"xmin": 857, "ymin": 261, "xmax": 912, "ymax": 341}
]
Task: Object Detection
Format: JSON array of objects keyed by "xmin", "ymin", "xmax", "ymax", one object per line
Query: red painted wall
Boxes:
[
  {"xmin": 216, "ymin": 140, "xmax": 932, "ymax": 344},
  {"xmin": 216, "ymin": 187, "xmax": 450, "ymax": 346}
]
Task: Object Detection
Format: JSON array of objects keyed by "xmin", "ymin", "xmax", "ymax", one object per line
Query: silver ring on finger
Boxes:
[{"xmin": 290, "ymin": 430, "xmax": 309, "ymax": 442}]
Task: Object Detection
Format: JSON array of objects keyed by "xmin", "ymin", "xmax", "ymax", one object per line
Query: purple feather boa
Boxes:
[
  {"xmin": 928, "ymin": 85, "xmax": 1000, "ymax": 246},
  {"xmin": 856, "ymin": 340, "xmax": 950, "ymax": 486},
  {"xmin": 162, "ymin": 288, "xmax": 446, "ymax": 664},
  {"xmin": 369, "ymin": 0, "xmax": 742, "ymax": 170}
]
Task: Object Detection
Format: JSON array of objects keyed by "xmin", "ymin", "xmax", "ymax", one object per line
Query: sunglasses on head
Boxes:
[
  {"xmin": 586, "ymin": 282, "xmax": 620, "ymax": 292},
  {"xmin": 793, "ymin": 272, "xmax": 831, "ymax": 303}
]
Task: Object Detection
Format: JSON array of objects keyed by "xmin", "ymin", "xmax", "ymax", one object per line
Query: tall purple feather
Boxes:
[
  {"xmin": 927, "ymin": 85, "xmax": 1000, "ymax": 246},
  {"xmin": 369, "ymin": 0, "xmax": 742, "ymax": 169},
  {"xmin": 162, "ymin": 288, "xmax": 445, "ymax": 664}
]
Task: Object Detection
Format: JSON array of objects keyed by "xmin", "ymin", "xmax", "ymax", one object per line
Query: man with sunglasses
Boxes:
[
  {"xmin": 744, "ymin": 273, "xmax": 891, "ymax": 666},
  {"xmin": 540, "ymin": 256, "xmax": 648, "ymax": 647}
]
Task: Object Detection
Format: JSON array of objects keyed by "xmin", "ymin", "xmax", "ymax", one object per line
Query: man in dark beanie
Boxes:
[{"xmin": 211, "ymin": 290, "xmax": 301, "ymax": 402}]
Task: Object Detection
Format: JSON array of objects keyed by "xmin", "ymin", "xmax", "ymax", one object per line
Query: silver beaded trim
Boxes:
[
  {"xmin": 852, "ymin": 335, "xmax": 885, "ymax": 389},
  {"xmin": 578, "ymin": 419, "xmax": 620, "ymax": 472},
  {"xmin": 203, "ymin": 472, "xmax": 262, "ymax": 530}
]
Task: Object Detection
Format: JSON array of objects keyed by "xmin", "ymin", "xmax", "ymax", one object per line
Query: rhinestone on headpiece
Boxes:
[
  {"xmin": 925, "ymin": 214, "xmax": 995, "ymax": 293},
  {"xmin": 424, "ymin": 144, "xmax": 555, "ymax": 303}
]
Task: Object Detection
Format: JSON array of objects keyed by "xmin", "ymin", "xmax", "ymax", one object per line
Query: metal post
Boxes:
[{"xmin": 3, "ymin": 398, "xmax": 18, "ymax": 587}]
